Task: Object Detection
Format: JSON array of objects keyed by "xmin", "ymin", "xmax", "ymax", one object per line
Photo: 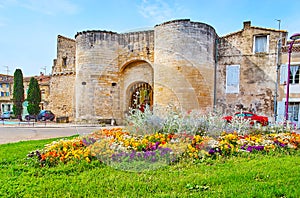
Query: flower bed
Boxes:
[{"xmin": 27, "ymin": 127, "xmax": 300, "ymax": 170}]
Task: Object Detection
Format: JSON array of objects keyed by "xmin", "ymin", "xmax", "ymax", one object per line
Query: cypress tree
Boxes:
[
  {"xmin": 27, "ymin": 77, "xmax": 41, "ymax": 115},
  {"xmin": 12, "ymin": 69, "xmax": 24, "ymax": 120}
]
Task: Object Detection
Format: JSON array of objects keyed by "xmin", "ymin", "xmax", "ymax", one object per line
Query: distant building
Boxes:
[
  {"xmin": 0, "ymin": 74, "xmax": 14, "ymax": 113},
  {"xmin": 23, "ymin": 72, "xmax": 51, "ymax": 110}
]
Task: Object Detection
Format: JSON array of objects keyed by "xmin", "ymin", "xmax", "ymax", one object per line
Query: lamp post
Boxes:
[{"xmin": 285, "ymin": 33, "xmax": 300, "ymax": 121}]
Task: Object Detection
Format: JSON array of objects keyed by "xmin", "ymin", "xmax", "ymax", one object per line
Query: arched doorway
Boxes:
[{"xmin": 129, "ymin": 82, "xmax": 153, "ymax": 110}]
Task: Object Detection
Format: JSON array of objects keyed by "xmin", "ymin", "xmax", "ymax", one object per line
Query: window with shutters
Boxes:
[{"xmin": 226, "ymin": 65, "xmax": 240, "ymax": 93}]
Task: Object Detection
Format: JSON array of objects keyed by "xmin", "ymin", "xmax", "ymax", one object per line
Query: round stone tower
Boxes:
[
  {"xmin": 75, "ymin": 30, "xmax": 119, "ymax": 122},
  {"xmin": 154, "ymin": 19, "xmax": 217, "ymax": 112}
]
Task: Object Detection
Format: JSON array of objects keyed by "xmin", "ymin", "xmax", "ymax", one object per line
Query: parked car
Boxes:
[
  {"xmin": 25, "ymin": 114, "xmax": 37, "ymax": 121},
  {"xmin": 0, "ymin": 111, "xmax": 15, "ymax": 120},
  {"xmin": 37, "ymin": 110, "xmax": 55, "ymax": 121},
  {"xmin": 25, "ymin": 110, "xmax": 55, "ymax": 121},
  {"xmin": 223, "ymin": 112, "xmax": 269, "ymax": 126}
]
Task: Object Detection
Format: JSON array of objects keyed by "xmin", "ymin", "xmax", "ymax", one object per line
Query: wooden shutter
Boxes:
[
  {"xmin": 280, "ymin": 65, "xmax": 287, "ymax": 84},
  {"xmin": 226, "ymin": 65, "xmax": 240, "ymax": 93}
]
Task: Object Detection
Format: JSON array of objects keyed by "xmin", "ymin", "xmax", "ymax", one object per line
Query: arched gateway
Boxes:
[
  {"xmin": 129, "ymin": 82, "xmax": 153, "ymax": 110},
  {"xmin": 121, "ymin": 60, "xmax": 154, "ymax": 117}
]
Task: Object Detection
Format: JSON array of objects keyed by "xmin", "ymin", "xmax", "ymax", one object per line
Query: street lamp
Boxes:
[{"xmin": 285, "ymin": 33, "xmax": 300, "ymax": 121}]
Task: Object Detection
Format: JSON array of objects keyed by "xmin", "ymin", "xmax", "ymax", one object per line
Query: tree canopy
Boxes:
[
  {"xmin": 12, "ymin": 69, "xmax": 24, "ymax": 119},
  {"xmin": 27, "ymin": 77, "xmax": 41, "ymax": 115}
]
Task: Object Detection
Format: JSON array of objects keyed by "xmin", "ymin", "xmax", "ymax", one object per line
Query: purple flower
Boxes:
[
  {"xmin": 246, "ymin": 145, "xmax": 264, "ymax": 152},
  {"xmin": 279, "ymin": 143, "xmax": 286, "ymax": 147},
  {"xmin": 159, "ymin": 147, "xmax": 172, "ymax": 156},
  {"xmin": 208, "ymin": 148, "xmax": 216, "ymax": 155},
  {"xmin": 130, "ymin": 150, "xmax": 136, "ymax": 160},
  {"xmin": 137, "ymin": 152, "xmax": 142, "ymax": 158},
  {"xmin": 274, "ymin": 140, "xmax": 286, "ymax": 147},
  {"xmin": 82, "ymin": 137, "xmax": 96, "ymax": 146},
  {"xmin": 144, "ymin": 151, "xmax": 151, "ymax": 159},
  {"xmin": 240, "ymin": 144, "xmax": 246, "ymax": 150},
  {"xmin": 155, "ymin": 141, "xmax": 160, "ymax": 148}
]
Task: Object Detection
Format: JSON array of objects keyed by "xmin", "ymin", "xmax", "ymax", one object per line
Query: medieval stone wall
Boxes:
[
  {"xmin": 154, "ymin": 19, "xmax": 217, "ymax": 112},
  {"xmin": 49, "ymin": 74, "xmax": 76, "ymax": 120},
  {"xmin": 49, "ymin": 36, "xmax": 76, "ymax": 121},
  {"xmin": 50, "ymin": 19, "xmax": 290, "ymax": 123},
  {"xmin": 74, "ymin": 29, "xmax": 155, "ymax": 123},
  {"xmin": 116, "ymin": 30, "xmax": 154, "ymax": 123}
]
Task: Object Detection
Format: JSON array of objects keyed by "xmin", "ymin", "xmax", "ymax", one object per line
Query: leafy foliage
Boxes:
[
  {"xmin": 12, "ymin": 69, "xmax": 24, "ymax": 118},
  {"xmin": 27, "ymin": 77, "xmax": 41, "ymax": 115}
]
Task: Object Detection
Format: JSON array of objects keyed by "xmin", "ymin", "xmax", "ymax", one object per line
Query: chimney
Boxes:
[{"xmin": 243, "ymin": 21, "xmax": 251, "ymax": 29}]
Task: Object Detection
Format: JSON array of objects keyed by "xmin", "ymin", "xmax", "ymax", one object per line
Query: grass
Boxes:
[{"xmin": 1, "ymin": 137, "xmax": 300, "ymax": 197}]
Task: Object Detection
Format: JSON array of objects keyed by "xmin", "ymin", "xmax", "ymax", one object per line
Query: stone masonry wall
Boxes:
[
  {"xmin": 217, "ymin": 21, "xmax": 285, "ymax": 118},
  {"xmin": 154, "ymin": 19, "xmax": 217, "ymax": 112},
  {"xmin": 49, "ymin": 35, "xmax": 76, "ymax": 121},
  {"xmin": 74, "ymin": 30, "xmax": 154, "ymax": 123},
  {"xmin": 51, "ymin": 19, "xmax": 291, "ymax": 123},
  {"xmin": 117, "ymin": 31, "xmax": 154, "ymax": 123},
  {"xmin": 49, "ymin": 74, "xmax": 76, "ymax": 121}
]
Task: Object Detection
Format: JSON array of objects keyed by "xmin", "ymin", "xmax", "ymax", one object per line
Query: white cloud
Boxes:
[{"xmin": 138, "ymin": 0, "xmax": 188, "ymax": 24}]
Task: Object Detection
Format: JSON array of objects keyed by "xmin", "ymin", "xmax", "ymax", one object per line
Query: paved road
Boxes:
[{"xmin": 0, "ymin": 126, "xmax": 102, "ymax": 145}]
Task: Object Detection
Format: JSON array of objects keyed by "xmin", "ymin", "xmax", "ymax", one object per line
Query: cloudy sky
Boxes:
[{"xmin": 0, "ymin": 0, "xmax": 299, "ymax": 76}]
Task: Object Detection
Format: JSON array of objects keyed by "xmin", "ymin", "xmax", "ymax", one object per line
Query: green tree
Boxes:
[
  {"xmin": 12, "ymin": 69, "xmax": 24, "ymax": 120},
  {"xmin": 27, "ymin": 77, "xmax": 41, "ymax": 115}
]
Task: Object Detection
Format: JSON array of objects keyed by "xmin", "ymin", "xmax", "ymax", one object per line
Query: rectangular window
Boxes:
[
  {"xmin": 289, "ymin": 65, "xmax": 300, "ymax": 84},
  {"xmin": 0, "ymin": 92, "xmax": 4, "ymax": 97},
  {"xmin": 6, "ymin": 83, "xmax": 9, "ymax": 88},
  {"xmin": 288, "ymin": 102, "xmax": 300, "ymax": 122},
  {"xmin": 0, "ymin": 84, "xmax": 2, "ymax": 88},
  {"xmin": 226, "ymin": 65, "xmax": 240, "ymax": 93},
  {"xmin": 253, "ymin": 35, "xmax": 269, "ymax": 53},
  {"xmin": 5, "ymin": 92, "xmax": 9, "ymax": 96}
]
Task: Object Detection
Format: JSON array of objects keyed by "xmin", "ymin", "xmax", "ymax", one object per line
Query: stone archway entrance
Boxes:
[{"xmin": 129, "ymin": 82, "xmax": 153, "ymax": 110}]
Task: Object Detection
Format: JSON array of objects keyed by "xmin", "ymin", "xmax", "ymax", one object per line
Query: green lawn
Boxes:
[{"xmin": 1, "ymin": 138, "xmax": 300, "ymax": 197}]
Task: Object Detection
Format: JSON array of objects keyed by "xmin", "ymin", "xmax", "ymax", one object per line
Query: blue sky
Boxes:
[{"xmin": 0, "ymin": 0, "xmax": 300, "ymax": 77}]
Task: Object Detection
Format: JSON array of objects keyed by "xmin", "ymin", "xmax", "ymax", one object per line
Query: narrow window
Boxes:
[
  {"xmin": 62, "ymin": 56, "xmax": 67, "ymax": 67},
  {"xmin": 254, "ymin": 35, "xmax": 269, "ymax": 53},
  {"xmin": 226, "ymin": 65, "xmax": 240, "ymax": 93}
]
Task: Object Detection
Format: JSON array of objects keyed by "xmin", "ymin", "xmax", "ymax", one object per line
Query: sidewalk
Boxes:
[{"xmin": 0, "ymin": 120, "xmax": 112, "ymax": 128}]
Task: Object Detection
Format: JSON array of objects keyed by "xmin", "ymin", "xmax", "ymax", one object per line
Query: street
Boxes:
[{"xmin": 0, "ymin": 126, "xmax": 101, "ymax": 145}]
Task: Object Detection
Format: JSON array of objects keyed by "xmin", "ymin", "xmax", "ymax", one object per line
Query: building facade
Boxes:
[
  {"xmin": 278, "ymin": 39, "xmax": 300, "ymax": 125},
  {"xmin": 0, "ymin": 74, "xmax": 14, "ymax": 113},
  {"xmin": 23, "ymin": 72, "xmax": 51, "ymax": 111},
  {"xmin": 50, "ymin": 19, "xmax": 298, "ymax": 125}
]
